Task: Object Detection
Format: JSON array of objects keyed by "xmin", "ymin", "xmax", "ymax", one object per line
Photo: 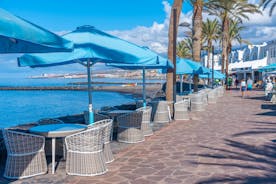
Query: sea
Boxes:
[{"xmin": 0, "ymin": 77, "xmax": 164, "ymax": 128}]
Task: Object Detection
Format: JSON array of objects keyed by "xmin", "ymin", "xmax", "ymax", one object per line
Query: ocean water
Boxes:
[
  {"xmin": 0, "ymin": 90, "xmax": 135, "ymax": 128},
  {"xmin": 0, "ymin": 77, "xmax": 146, "ymax": 128}
]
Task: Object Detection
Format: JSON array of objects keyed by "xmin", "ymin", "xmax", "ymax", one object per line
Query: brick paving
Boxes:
[{"xmin": 1, "ymin": 89, "xmax": 276, "ymax": 184}]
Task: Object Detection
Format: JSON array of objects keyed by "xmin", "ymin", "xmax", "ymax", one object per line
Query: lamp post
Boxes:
[
  {"xmin": 212, "ymin": 45, "xmax": 215, "ymax": 88},
  {"xmin": 178, "ymin": 21, "xmax": 192, "ymax": 94},
  {"xmin": 173, "ymin": 8, "xmax": 177, "ymax": 103}
]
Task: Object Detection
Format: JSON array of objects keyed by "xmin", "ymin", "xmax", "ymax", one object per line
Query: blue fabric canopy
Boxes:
[
  {"xmin": 199, "ymin": 70, "xmax": 225, "ymax": 79},
  {"xmin": 18, "ymin": 25, "xmax": 166, "ymax": 124},
  {"xmin": 106, "ymin": 56, "xmax": 173, "ymax": 70},
  {"xmin": 0, "ymin": 8, "xmax": 73, "ymax": 53},
  {"xmin": 258, "ymin": 63, "xmax": 276, "ymax": 72},
  {"xmin": 107, "ymin": 55, "xmax": 173, "ymax": 107},
  {"xmin": 176, "ymin": 58, "xmax": 210, "ymax": 75},
  {"xmin": 18, "ymin": 25, "xmax": 165, "ymax": 67}
]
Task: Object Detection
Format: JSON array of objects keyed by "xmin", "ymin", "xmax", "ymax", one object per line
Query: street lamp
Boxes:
[
  {"xmin": 179, "ymin": 22, "xmax": 191, "ymax": 27},
  {"xmin": 178, "ymin": 21, "xmax": 193, "ymax": 93},
  {"xmin": 212, "ymin": 45, "xmax": 215, "ymax": 89}
]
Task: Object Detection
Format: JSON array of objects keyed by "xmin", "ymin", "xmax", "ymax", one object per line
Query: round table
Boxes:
[
  {"xmin": 106, "ymin": 110, "xmax": 134, "ymax": 120},
  {"xmin": 29, "ymin": 123, "xmax": 87, "ymax": 174}
]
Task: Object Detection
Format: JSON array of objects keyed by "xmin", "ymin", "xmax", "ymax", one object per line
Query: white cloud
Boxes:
[
  {"xmin": 107, "ymin": 1, "xmax": 276, "ymax": 53},
  {"xmin": 241, "ymin": 2, "xmax": 276, "ymax": 44},
  {"xmin": 108, "ymin": 1, "xmax": 193, "ymax": 55}
]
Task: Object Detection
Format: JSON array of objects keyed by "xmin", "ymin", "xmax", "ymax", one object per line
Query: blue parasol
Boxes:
[
  {"xmin": 18, "ymin": 25, "xmax": 166, "ymax": 124},
  {"xmin": 107, "ymin": 56, "xmax": 173, "ymax": 107},
  {"xmin": 0, "ymin": 8, "xmax": 73, "ymax": 53}
]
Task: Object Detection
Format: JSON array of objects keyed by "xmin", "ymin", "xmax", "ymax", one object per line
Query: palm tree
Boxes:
[
  {"xmin": 206, "ymin": 0, "xmax": 261, "ymax": 82},
  {"xmin": 227, "ymin": 19, "xmax": 249, "ymax": 56},
  {"xmin": 260, "ymin": 0, "xmax": 275, "ymax": 16},
  {"xmin": 166, "ymin": 0, "xmax": 183, "ymax": 106},
  {"xmin": 225, "ymin": 19, "xmax": 250, "ymax": 89},
  {"xmin": 190, "ymin": 0, "xmax": 204, "ymax": 92},
  {"xmin": 202, "ymin": 18, "xmax": 219, "ymax": 69},
  {"xmin": 176, "ymin": 38, "xmax": 192, "ymax": 58}
]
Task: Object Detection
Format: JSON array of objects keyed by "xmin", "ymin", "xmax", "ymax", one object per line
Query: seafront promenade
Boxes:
[{"xmin": 1, "ymin": 89, "xmax": 276, "ymax": 184}]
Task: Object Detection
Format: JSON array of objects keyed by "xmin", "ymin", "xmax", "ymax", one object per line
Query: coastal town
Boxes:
[{"xmin": 29, "ymin": 69, "xmax": 166, "ymax": 79}]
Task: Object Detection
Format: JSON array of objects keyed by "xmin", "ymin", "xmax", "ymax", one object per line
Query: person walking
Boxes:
[
  {"xmin": 235, "ymin": 78, "xmax": 239, "ymax": 89},
  {"xmin": 247, "ymin": 77, "xmax": 253, "ymax": 97},
  {"xmin": 265, "ymin": 79, "xmax": 273, "ymax": 98},
  {"xmin": 240, "ymin": 79, "xmax": 247, "ymax": 98}
]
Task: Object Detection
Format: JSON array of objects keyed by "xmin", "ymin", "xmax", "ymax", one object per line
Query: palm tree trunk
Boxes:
[
  {"xmin": 192, "ymin": 0, "xmax": 203, "ymax": 92},
  {"xmin": 166, "ymin": 0, "xmax": 183, "ymax": 102},
  {"xmin": 221, "ymin": 16, "xmax": 229, "ymax": 75},
  {"xmin": 225, "ymin": 44, "xmax": 231, "ymax": 90},
  {"xmin": 207, "ymin": 41, "xmax": 212, "ymax": 85}
]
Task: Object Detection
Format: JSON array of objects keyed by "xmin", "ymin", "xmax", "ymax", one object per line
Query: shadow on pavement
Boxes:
[
  {"xmin": 193, "ymin": 139, "xmax": 276, "ymax": 184},
  {"xmin": 231, "ymin": 121, "xmax": 276, "ymax": 137},
  {"xmin": 261, "ymin": 104, "xmax": 276, "ymax": 110},
  {"xmin": 256, "ymin": 111, "xmax": 276, "ymax": 117}
]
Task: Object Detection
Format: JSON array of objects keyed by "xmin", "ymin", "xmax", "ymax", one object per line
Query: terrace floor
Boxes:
[{"xmin": 1, "ymin": 89, "xmax": 276, "ymax": 184}]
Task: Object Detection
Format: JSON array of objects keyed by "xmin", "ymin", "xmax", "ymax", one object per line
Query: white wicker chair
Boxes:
[
  {"xmin": 174, "ymin": 100, "xmax": 190, "ymax": 120},
  {"xmin": 117, "ymin": 111, "xmax": 144, "ymax": 143},
  {"xmin": 65, "ymin": 126, "xmax": 106, "ymax": 176},
  {"xmin": 136, "ymin": 106, "xmax": 153, "ymax": 136},
  {"xmin": 2, "ymin": 129, "xmax": 47, "ymax": 179},
  {"xmin": 189, "ymin": 93, "xmax": 205, "ymax": 111},
  {"xmin": 0, "ymin": 129, "xmax": 6, "ymax": 161},
  {"xmin": 152, "ymin": 101, "xmax": 171, "ymax": 124},
  {"xmin": 88, "ymin": 119, "xmax": 114, "ymax": 163}
]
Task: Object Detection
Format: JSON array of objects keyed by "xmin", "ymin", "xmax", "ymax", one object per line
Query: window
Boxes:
[
  {"xmin": 259, "ymin": 46, "xmax": 267, "ymax": 59},
  {"xmin": 243, "ymin": 48, "xmax": 250, "ymax": 62},
  {"xmin": 250, "ymin": 46, "xmax": 258, "ymax": 60},
  {"xmin": 233, "ymin": 51, "xmax": 238, "ymax": 62}
]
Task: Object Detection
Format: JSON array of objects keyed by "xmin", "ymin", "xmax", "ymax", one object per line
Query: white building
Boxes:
[{"xmin": 202, "ymin": 40, "xmax": 276, "ymax": 82}]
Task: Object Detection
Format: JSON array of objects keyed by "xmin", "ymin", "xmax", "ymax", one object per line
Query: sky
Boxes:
[{"xmin": 0, "ymin": 0, "xmax": 275, "ymax": 77}]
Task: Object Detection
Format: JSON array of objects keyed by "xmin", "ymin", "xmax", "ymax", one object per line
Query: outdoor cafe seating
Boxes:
[
  {"xmin": 136, "ymin": 106, "xmax": 153, "ymax": 136},
  {"xmin": 65, "ymin": 125, "xmax": 107, "ymax": 176},
  {"xmin": 88, "ymin": 119, "xmax": 114, "ymax": 163},
  {"xmin": 174, "ymin": 99, "xmax": 190, "ymax": 121},
  {"xmin": 117, "ymin": 111, "xmax": 144, "ymax": 143},
  {"xmin": 38, "ymin": 118, "xmax": 65, "ymax": 157},
  {"xmin": 2, "ymin": 129, "xmax": 47, "ymax": 179}
]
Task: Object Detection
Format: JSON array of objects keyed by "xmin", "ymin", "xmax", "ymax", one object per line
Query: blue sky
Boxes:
[
  {"xmin": 0, "ymin": 0, "xmax": 192, "ymax": 31},
  {"xmin": 0, "ymin": 0, "xmax": 193, "ymax": 77},
  {"xmin": 0, "ymin": 0, "xmax": 275, "ymax": 78}
]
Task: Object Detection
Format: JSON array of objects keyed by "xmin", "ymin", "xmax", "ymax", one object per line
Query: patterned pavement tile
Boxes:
[{"xmin": 2, "ymin": 89, "xmax": 276, "ymax": 184}]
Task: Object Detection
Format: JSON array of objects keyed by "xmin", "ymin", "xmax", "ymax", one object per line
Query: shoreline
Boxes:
[{"xmin": 0, "ymin": 84, "xmax": 163, "ymax": 97}]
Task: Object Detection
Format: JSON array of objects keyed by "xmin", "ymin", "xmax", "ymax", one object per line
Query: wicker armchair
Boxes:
[
  {"xmin": 152, "ymin": 101, "xmax": 171, "ymax": 124},
  {"xmin": 84, "ymin": 111, "xmax": 110, "ymax": 124},
  {"xmin": 174, "ymin": 100, "xmax": 190, "ymax": 120},
  {"xmin": 88, "ymin": 119, "xmax": 114, "ymax": 163},
  {"xmin": 117, "ymin": 111, "xmax": 144, "ymax": 143},
  {"xmin": 0, "ymin": 129, "xmax": 6, "ymax": 161},
  {"xmin": 2, "ymin": 129, "xmax": 47, "ymax": 179},
  {"xmin": 38, "ymin": 118, "xmax": 64, "ymax": 157},
  {"xmin": 136, "ymin": 106, "xmax": 153, "ymax": 136},
  {"xmin": 65, "ymin": 126, "xmax": 106, "ymax": 176}
]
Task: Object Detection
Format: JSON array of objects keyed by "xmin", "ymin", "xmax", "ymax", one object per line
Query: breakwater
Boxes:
[{"xmin": 0, "ymin": 85, "xmax": 162, "ymax": 97}]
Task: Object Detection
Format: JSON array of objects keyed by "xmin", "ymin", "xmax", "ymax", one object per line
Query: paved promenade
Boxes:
[{"xmin": 2, "ymin": 89, "xmax": 276, "ymax": 184}]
